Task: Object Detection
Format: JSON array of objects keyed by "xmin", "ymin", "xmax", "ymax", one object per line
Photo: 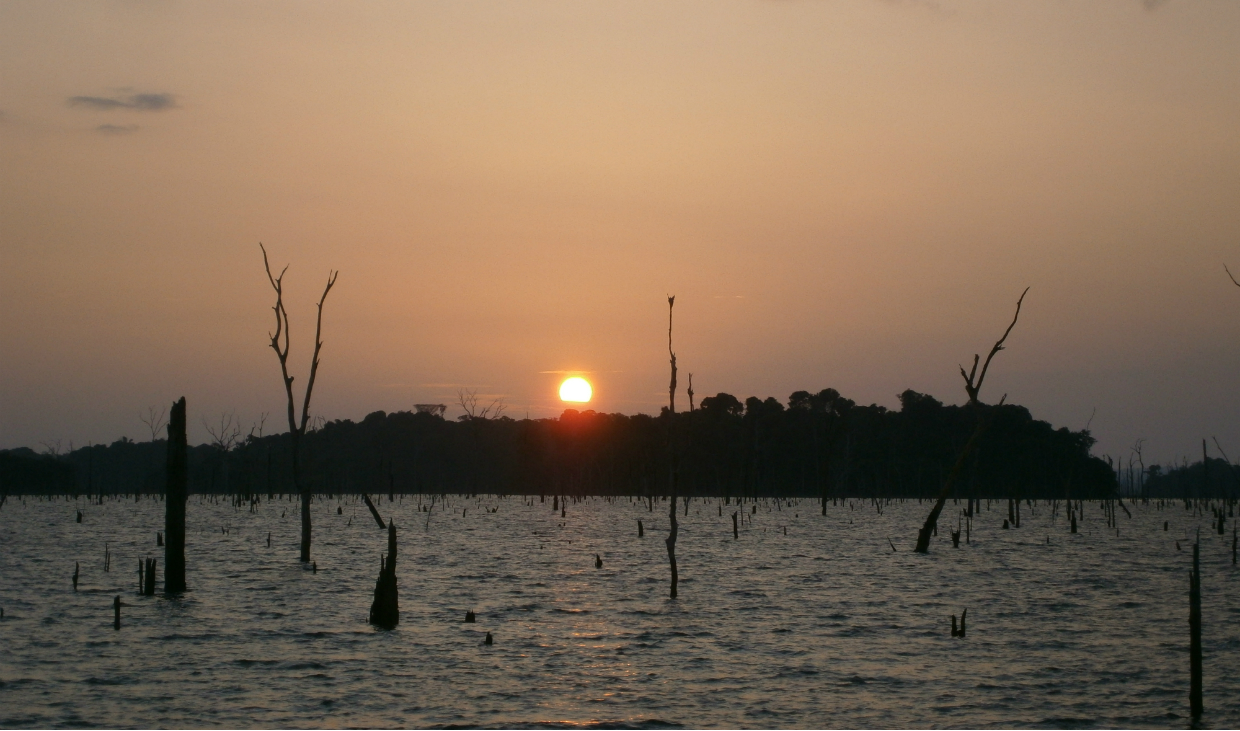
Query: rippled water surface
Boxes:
[{"xmin": 1, "ymin": 494, "xmax": 1237, "ymax": 729}]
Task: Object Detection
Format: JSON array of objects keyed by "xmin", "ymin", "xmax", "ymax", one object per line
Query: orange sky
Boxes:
[{"xmin": 2, "ymin": 1, "xmax": 1238, "ymax": 465}]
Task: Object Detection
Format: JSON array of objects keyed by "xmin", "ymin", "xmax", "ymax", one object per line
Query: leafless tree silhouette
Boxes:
[
  {"xmin": 914, "ymin": 287, "xmax": 1028, "ymax": 553},
  {"xmin": 666, "ymin": 295, "xmax": 680, "ymax": 599},
  {"xmin": 139, "ymin": 406, "xmax": 168, "ymax": 442},
  {"xmin": 456, "ymin": 388, "xmax": 506, "ymax": 420},
  {"xmin": 260, "ymin": 243, "xmax": 338, "ymax": 563},
  {"xmin": 202, "ymin": 412, "xmax": 241, "ymax": 452}
]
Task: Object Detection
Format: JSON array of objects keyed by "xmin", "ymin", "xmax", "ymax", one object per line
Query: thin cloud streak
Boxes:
[
  {"xmin": 69, "ymin": 93, "xmax": 177, "ymax": 111},
  {"xmin": 95, "ymin": 124, "xmax": 139, "ymax": 135}
]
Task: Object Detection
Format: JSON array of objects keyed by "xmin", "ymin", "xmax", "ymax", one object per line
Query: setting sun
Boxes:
[{"xmin": 559, "ymin": 377, "xmax": 592, "ymax": 403}]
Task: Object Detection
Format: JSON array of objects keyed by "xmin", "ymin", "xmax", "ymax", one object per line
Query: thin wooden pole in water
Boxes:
[{"xmin": 665, "ymin": 295, "xmax": 679, "ymax": 600}]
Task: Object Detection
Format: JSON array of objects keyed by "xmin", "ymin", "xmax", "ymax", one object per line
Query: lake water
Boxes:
[{"xmin": 1, "ymin": 494, "xmax": 1237, "ymax": 729}]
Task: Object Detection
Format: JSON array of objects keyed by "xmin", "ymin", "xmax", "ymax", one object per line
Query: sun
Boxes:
[{"xmin": 559, "ymin": 377, "xmax": 592, "ymax": 403}]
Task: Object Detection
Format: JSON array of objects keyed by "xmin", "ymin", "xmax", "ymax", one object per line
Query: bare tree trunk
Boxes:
[
  {"xmin": 665, "ymin": 296, "xmax": 679, "ymax": 600},
  {"xmin": 163, "ymin": 397, "xmax": 188, "ymax": 593},
  {"xmin": 261, "ymin": 244, "xmax": 337, "ymax": 563}
]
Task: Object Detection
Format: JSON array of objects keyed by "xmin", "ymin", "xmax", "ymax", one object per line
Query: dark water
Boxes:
[{"xmin": 1, "ymin": 494, "xmax": 1237, "ymax": 729}]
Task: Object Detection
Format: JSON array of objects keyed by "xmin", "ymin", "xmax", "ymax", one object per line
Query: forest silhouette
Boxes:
[{"xmin": 0, "ymin": 388, "xmax": 1146, "ymax": 501}]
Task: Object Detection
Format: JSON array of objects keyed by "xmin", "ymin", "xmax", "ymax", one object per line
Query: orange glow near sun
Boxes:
[{"xmin": 559, "ymin": 377, "xmax": 592, "ymax": 403}]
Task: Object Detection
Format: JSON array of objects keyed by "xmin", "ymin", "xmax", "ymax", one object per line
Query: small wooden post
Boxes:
[
  {"xmin": 637, "ymin": 519, "xmax": 643, "ymax": 537},
  {"xmin": 113, "ymin": 596, "xmax": 121, "ymax": 630},
  {"xmin": 73, "ymin": 562, "xmax": 79, "ymax": 591},
  {"xmin": 732, "ymin": 512, "xmax": 738, "ymax": 540},
  {"xmin": 144, "ymin": 558, "xmax": 157, "ymax": 596}
]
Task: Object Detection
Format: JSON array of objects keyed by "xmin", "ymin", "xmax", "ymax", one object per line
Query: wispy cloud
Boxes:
[
  {"xmin": 69, "ymin": 93, "xmax": 177, "ymax": 111},
  {"xmin": 95, "ymin": 123, "xmax": 139, "ymax": 135}
]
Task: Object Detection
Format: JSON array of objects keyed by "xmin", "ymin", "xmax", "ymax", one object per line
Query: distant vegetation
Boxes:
[{"xmin": 0, "ymin": 388, "xmax": 1134, "ymax": 500}]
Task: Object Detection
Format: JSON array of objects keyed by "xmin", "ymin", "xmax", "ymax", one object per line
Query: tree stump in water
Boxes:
[
  {"xmin": 113, "ymin": 596, "xmax": 121, "ymax": 630},
  {"xmin": 72, "ymin": 562, "xmax": 79, "ymax": 592},
  {"xmin": 143, "ymin": 558, "xmax": 157, "ymax": 596},
  {"xmin": 732, "ymin": 512, "xmax": 738, "ymax": 540},
  {"xmin": 464, "ymin": 611, "xmax": 475, "ymax": 623},
  {"xmin": 951, "ymin": 608, "xmax": 967, "ymax": 637},
  {"xmin": 369, "ymin": 522, "xmax": 399, "ymax": 629},
  {"xmin": 164, "ymin": 397, "xmax": 188, "ymax": 594},
  {"xmin": 637, "ymin": 519, "xmax": 643, "ymax": 537}
]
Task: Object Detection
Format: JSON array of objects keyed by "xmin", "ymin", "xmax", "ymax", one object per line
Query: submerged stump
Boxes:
[
  {"xmin": 369, "ymin": 521, "xmax": 399, "ymax": 629},
  {"xmin": 164, "ymin": 397, "xmax": 188, "ymax": 594}
]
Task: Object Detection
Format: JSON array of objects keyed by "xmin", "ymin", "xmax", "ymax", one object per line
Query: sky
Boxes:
[{"xmin": 1, "ymin": 0, "xmax": 1238, "ymax": 466}]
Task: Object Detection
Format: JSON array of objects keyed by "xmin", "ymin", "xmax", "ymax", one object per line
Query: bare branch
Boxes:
[
  {"xmin": 202, "ymin": 412, "xmax": 241, "ymax": 452},
  {"xmin": 961, "ymin": 287, "xmax": 1029, "ymax": 405},
  {"xmin": 457, "ymin": 388, "xmax": 479, "ymax": 419},
  {"xmin": 260, "ymin": 243, "xmax": 297, "ymax": 435},
  {"xmin": 299, "ymin": 269, "xmax": 338, "ymax": 434},
  {"xmin": 139, "ymin": 405, "xmax": 168, "ymax": 442},
  {"xmin": 456, "ymin": 388, "xmax": 505, "ymax": 420},
  {"xmin": 1226, "ymin": 264, "xmax": 1240, "ymax": 288},
  {"xmin": 668, "ymin": 295, "xmax": 677, "ymax": 415}
]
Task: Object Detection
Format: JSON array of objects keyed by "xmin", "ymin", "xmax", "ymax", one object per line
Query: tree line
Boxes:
[{"xmin": 1, "ymin": 387, "xmax": 1129, "ymax": 500}]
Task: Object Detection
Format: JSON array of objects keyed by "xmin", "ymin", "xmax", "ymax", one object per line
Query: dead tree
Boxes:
[
  {"xmin": 203, "ymin": 411, "xmax": 241, "ymax": 495},
  {"xmin": 456, "ymin": 388, "xmax": 505, "ymax": 492},
  {"xmin": 164, "ymin": 397, "xmax": 188, "ymax": 593},
  {"xmin": 139, "ymin": 406, "xmax": 167, "ymax": 442},
  {"xmin": 914, "ymin": 287, "xmax": 1028, "ymax": 553},
  {"xmin": 260, "ymin": 243, "xmax": 338, "ymax": 563},
  {"xmin": 665, "ymin": 296, "xmax": 680, "ymax": 599}
]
